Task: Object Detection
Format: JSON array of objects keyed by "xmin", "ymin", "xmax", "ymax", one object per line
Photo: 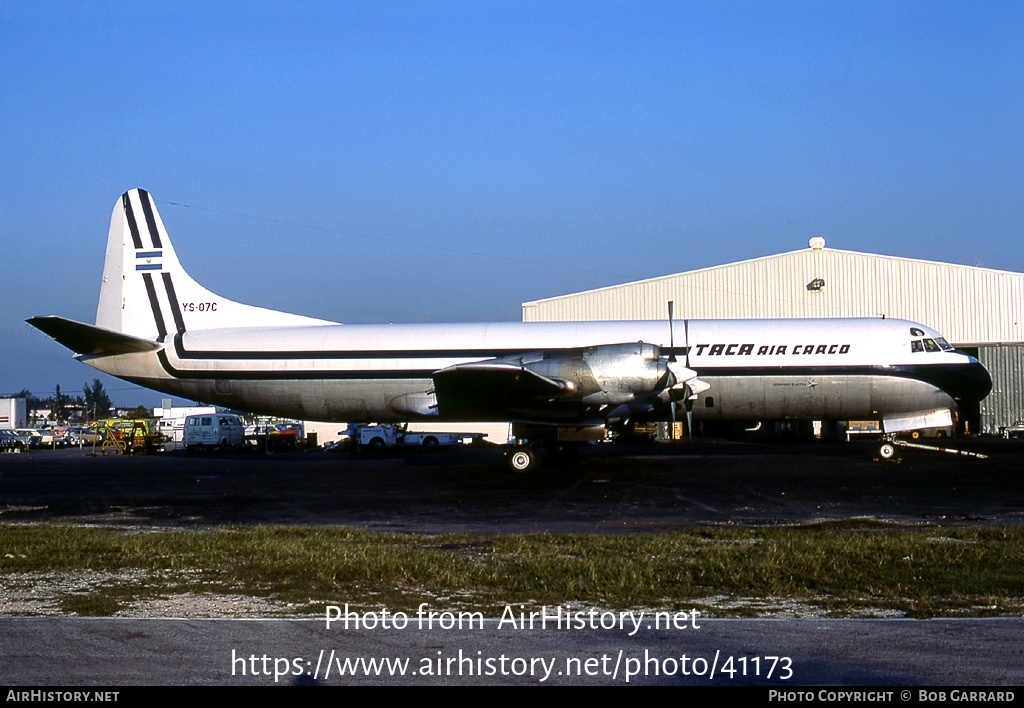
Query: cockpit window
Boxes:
[
  {"xmin": 909, "ymin": 336, "xmax": 954, "ymax": 352},
  {"xmin": 911, "ymin": 337, "xmax": 955, "ymax": 353}
]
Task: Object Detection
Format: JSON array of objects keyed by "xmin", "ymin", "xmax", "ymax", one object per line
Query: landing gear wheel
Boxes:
[
  {"xmin": 506, "ymin": 445, "xmax": 540, "ymax": 474},
  {"xmin": 879, "ymin": 442, "xmax": 896, "ymax": 460}
]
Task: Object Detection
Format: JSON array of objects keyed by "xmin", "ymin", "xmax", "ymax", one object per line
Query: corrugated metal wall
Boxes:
[
  {"xmin": 979, "ymin": 345, "xmax": 1024, "ymax": 434},
  {"xmin": 523, "ymin": 246, "xmax": 1024, "ymax": 346}
]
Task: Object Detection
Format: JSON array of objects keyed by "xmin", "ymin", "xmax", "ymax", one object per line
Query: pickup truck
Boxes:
[{"xmin": 358, "ymin": 423, "xmax": 485, "ymax": 449}]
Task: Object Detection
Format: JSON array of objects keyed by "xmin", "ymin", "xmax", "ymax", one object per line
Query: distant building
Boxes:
[{"xmin": 0, "ymin": 398, "xmax": 27, "ymax": 429}]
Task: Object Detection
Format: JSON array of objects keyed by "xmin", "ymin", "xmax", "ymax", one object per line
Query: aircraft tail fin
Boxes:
[{"xmin": 96, "ymin": 189, "xmax": 332, "ymax": 340}]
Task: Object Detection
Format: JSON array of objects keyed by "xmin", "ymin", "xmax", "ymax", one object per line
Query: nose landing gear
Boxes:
[{"xmin": 876, "ymin": 435, "xmax": 987, "ymax": 462}]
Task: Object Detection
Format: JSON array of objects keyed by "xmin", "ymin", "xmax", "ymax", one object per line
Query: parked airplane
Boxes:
[{"xmin": 28, "ymin": 189, "xmax": 991, "ymax": 470}]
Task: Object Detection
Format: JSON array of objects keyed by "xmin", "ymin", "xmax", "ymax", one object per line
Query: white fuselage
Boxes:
[{"xmin": 81, "ymin": 316, "xmax": 986, "ymax": 427}]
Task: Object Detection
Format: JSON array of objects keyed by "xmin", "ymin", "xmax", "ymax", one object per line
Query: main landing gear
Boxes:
[
  {"xmin": 504, "ymin": 445, "xmax": 540, "ymax": 473},
  {"xmin": 502, "ymin": 441, "xmax": 580, "ymax": 474}
]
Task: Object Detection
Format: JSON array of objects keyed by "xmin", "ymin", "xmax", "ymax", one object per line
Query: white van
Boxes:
[{"xmin": 183, "ymin": 414, "xmax": 245, "ymax": 452}]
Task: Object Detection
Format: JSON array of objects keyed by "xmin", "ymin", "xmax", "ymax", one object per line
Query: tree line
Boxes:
[{"xmin": 4, "ymin": 379, "xmax": 114, "ymax": 424}]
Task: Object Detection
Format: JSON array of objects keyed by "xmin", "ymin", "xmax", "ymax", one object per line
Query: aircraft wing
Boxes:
[
  {"xmin": 26, "ymin": 316, "xmax": 161, "ymax": 357},
  {"xmin": 432, "ymin": 360, "xmax": 574, "ymax": 419}
]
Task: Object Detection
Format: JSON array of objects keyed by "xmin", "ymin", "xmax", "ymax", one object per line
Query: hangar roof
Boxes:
[{"xmin": 522, "ymin": 241, "xmax": 1024, "ymax": 346}]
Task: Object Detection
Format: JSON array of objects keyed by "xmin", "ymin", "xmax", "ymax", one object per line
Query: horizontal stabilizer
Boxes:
[{"xmin": 26, "ymin": 316, "xmax": 161, "ymax": 357}]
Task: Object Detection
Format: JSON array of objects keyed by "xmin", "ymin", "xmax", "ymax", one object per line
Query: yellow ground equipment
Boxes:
[{"xmin": 95, "ymin": 418, "xmax": 165, "ymax": 455}]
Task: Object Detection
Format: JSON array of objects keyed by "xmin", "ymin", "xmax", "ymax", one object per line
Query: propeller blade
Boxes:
[
  {"xmin": 667, "ymin": 301, "xmax": 676, "ymax": 362},
  {"xmin": 686, "ymin": 403, "xmax": 694, "ymax": 452}
]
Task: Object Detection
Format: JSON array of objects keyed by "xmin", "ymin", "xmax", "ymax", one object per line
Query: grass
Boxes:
[{"xmin": 1, "ymin": 522, "xmax": 1023, "ymax": 618}]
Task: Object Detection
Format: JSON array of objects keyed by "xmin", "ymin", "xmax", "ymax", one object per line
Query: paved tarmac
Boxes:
[
  {"xmin": 1, "ymin": 438, "xmax": 1022, "ymax": 686},
  {"xmin": 2, "ymin": 616, "xmax": 1022, "ymax": 685},
  {"xmin": 1, "ymin": 437, "xmax": 1022, "ymax": 531}
]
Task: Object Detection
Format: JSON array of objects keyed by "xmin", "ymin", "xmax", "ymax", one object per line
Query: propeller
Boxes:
[
  {"xmin": 664, "ymin": 300, "xmax": 711, "ymax": 449},
  {"xmin": 666, "ymin": 301, "xmax": 694, "ymax": 447},
  {"xmin": 667, "ymin": 301, "xmax": 677, "ymax": 441}
]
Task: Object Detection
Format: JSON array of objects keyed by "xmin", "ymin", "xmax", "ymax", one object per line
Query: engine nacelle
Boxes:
[{"xmin": 510, "ymin": 342, "xmax": 673, "ymax": 404}]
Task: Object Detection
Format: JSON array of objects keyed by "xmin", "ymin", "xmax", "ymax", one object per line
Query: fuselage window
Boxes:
[
  {"xmin": 924, "ymin": 339, "xmax": 940, "ymax": 352},
  {"xmin": 935, "ymin": 337, "xmax": 955, "ymax": 351},
  {"xmin": 911, "ymin": 340, "xmax": 924, "ymax": 353},
  {"xmin": 704, "ymin": 396, "xmax": 715, "ymax": 408}
]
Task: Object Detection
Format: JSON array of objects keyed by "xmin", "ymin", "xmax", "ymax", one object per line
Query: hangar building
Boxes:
[{"xmin": 522, "ymin": 238, "xmax": 1024, "ymax": 435}]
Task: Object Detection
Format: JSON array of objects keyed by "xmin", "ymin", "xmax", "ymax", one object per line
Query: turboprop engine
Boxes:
[
  {"xmin": 504, "ymin": 342, "xmax": 678, "ymax": 404},
  {"xmin": 425, "ymin": 341, "xmax": 708, "ymax": 423}
]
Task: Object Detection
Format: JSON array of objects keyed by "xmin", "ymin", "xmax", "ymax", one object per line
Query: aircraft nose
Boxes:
[{"xmin": 949, "ymin": 359, "xmax": 992, "ymax": 404}]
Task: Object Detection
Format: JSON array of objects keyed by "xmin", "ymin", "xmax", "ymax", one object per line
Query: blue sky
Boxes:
[{"xmin": 2, "ymin": 1, "xmax": 1022, "ymax": 407}]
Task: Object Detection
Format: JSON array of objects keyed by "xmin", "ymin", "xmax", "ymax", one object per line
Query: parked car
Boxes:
[
  {"xmin": 1000, "ymin": 421, "xmax": 1024, "ymax": 439},
  {"xmin": 63, "ymin": 426, "xmax": 104, "ymax": 445},
  {"xmin": 14, "ymin": 429, "xmax": 43, "ymax": 448},
  {"xmin": 34, "ymin": 428, "xmax": 57, "ymax": 447},
  {"xmin": 0, "ymin": 429, "xmax": 27, "ymax": 452}
]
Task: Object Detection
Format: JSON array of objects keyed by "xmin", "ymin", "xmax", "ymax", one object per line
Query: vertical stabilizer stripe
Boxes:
[
  {"xmin": 122, "ymin": 193, "xmax": 143, "ymax": 249},
  {"xmin": 142, "ymin": 273, "xmax": 167, "ymax": 343},
  {"xmin": 161, "ymin": 273, "xmax": 187, "ymax": 335},
  {"xmin": 138, "ymin": 189, "xmax": 162, "ymax": 248}
]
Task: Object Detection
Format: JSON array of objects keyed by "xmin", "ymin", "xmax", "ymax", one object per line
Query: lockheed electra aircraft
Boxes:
[{"xmin": 28, "ymin": 189, "xmax": 992, "ymax": 471}]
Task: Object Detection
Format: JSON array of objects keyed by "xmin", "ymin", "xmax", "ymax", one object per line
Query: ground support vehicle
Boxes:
[
  {"xmin": 183, "ymin": 414, "xmax": 245, "ymax": 453},
  {"xmin": 242, "ymin": 423, "xmax": 302, "ymax": 452},
  {"xmin": 845, "ymin": 420, "xmax": 883, "ymax": 441},
  {"xmin": 1000, "ymin": 421, "xmax": 1024, "ymax": 439},
  {"xmin": 96, "ymin": 419, "xmax": 165, "ymax": 455},
  {"xmin": 357, "ymin": 423, "xmax": 486, "ymax": 449}
]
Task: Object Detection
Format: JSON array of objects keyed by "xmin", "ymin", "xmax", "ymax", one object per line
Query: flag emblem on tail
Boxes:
[{"xmin": 135, "ymin": 250, "xmax": 163, "ymax": 271}]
